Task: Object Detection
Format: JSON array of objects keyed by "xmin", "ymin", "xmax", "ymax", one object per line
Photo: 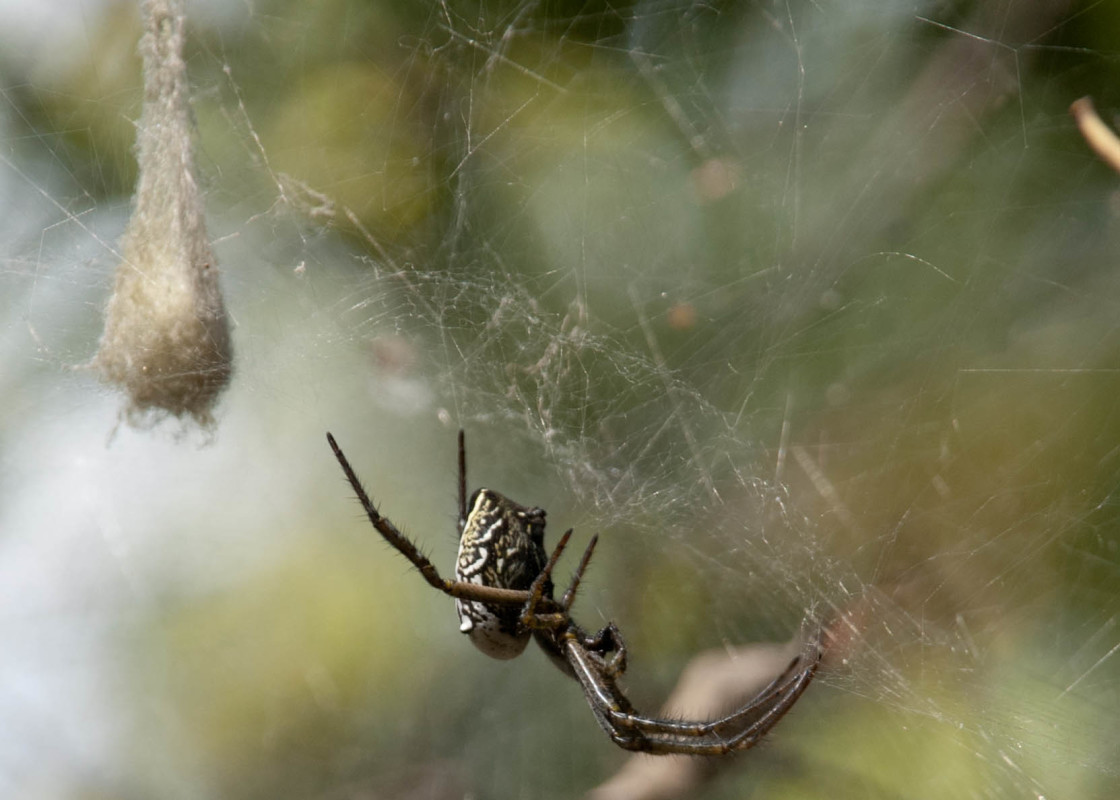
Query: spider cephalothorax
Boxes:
[{"xmin": 327, "ymin": 430, "xmax": 821, "ymax": 755}]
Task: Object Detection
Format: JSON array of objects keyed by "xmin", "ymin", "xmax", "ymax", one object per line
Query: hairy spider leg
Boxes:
[
  {"xmin": 327, "ymin": 432, "xmax": 539, "ymax": 609},
  {"xmin": 519, "ymin": 528, "xmax": 601, "ymax": 631},
  {"xmin": 583, "ymin": 643, "xmax": 819, "ymax": 739},
  {"xmin": 562, "ymin": 633, "xmax": 638, "ymax": 741},
  {"xmin": 457, "ymin": 429, "xmax": 467, "ymax": 530},
  {"xmin": 517, "ymin": 531, "xmax": 629, "ymax": 680},
  {"xmin": 695, "ymin": 646, "xmax": 821, "ymax": 739},
  {"xmin": 643, "ymin": 640, "xmax": 818, "ymax": 740},
  {"xmin": 551, "ymin": 532, "xmax": 629, "ymax": 673},
  {"xmin": 560, "ymin": 533, "xmax": 599, "ymax": 611},
  {"xmin": 580, "ymin": 620, "xmax": 628, "ymax": 678},
  {"xmin": 655, "ymin": 655, "xmax": 818, "ymax": 754},
  {"xmin": 518, "ymin": 528, "xmax": 573, "ymax": 627},
  {"xmin": 631, "ymin": 645, "xmax": 819, "ymax": 742},
  {"xmin": 563, "ymin": 634, "xmax": 821, "ymax": 754},
  {"xmin": 554, "ymin": 535, "xmax": 628, "ymax": 676},
  {"xmin": 525, "ymin": 531, "xmax": 601, "ymax": 618},
  {"xmin": 327, "ymin": 431, "xmax": 446, "ymax": 591}
]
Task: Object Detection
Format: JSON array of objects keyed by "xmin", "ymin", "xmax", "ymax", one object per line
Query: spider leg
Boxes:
[
  {"xmin": 519, "ymin": 528, "xmax": 573, "ymax": 629},
  {"xmin": 593, "ymin": 645, "xmax": 817, "ymax": 739},
  {"xmin": 634, "ymin": 640, "xmax": 821, "ymax": 740},
  {"xmin": 637, "ymin": 647, "xmax": 820, "ymax": 755},
  {"xmin": 697, "ymin": 646, "xmax": 820, "ymax": 739},
  {"xmin": 559, "ymin": 533, "xmax": 599, "ymax": 611},
  {"xmin": 327, "ymin": 432, "xmax": 451, "ymax": 593},
  {"xmin": 457, "ymin": 429, "xmax": 467, "ymax": 530},
  {"xmin": 563, "ymin": 632, "xmax": 640, "ymax": 743},
  {"xmin": 628, "ymin": 645, "xmax": 821, "ymax": 745},
  {"xmin": 328, "ymin": 432, "xmax": 544, "ymax": 610},
  {"xmin": 582, "ymin": 621, "xmax": 628, "ymax": 678},
  {"xmin": 520, "ymin": 532, "xmax": 614, "ymax": 637},
  {"xmin": 524, "ymin": 532, "xmax": 628, "ymax": 674},
  {"xmin": 562, "ymin": 631, "xmax": 822, "ymax": 755},
  {"xmin": 553, "ymin": 536, "xmax": 627, "ymax": 676}
]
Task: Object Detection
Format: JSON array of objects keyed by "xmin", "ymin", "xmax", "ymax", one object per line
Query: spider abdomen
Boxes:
[{"xmin": 455, "ymin": 488, "xmax": 551, "ymax": 659}]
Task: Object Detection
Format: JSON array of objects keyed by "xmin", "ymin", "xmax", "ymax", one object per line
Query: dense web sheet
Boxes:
[{"xmin": 2, "ymin": 1, "xmax": 1120, "ymax": 798}]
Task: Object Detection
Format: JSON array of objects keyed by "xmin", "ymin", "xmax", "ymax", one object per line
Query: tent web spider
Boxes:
[{"xmin": 326, "ymin": 430, "xmax": 821, "ymax": 755}]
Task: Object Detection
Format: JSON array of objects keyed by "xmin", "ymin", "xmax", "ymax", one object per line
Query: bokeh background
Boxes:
[{"xmin": 3, "ymin": 0, "xmax": 1120, "ymax": 797}]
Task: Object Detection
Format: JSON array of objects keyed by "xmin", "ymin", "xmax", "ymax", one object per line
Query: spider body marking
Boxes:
[
  {"xmin": 455, "ymin": 488, "xmax": 550, "ymax": 658},
  {"xmin": 326, "ymin": 430, "xmax": 821, "ymax": 756}
]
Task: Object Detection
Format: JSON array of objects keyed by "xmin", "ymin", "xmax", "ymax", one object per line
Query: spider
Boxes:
[{"xmin": 326, "ymin": 430, "xmax": 821, "ymax": 755}]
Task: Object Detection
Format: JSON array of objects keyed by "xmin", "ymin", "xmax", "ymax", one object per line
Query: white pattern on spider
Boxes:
[{"xmin": 453, "ymin": 488, "xmax": 548, "ymax": 657}]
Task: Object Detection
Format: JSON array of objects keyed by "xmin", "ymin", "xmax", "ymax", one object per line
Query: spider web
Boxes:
[{"xmin": 2, "ymin": 0, "xmax": 1119, "ymax": 798}]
